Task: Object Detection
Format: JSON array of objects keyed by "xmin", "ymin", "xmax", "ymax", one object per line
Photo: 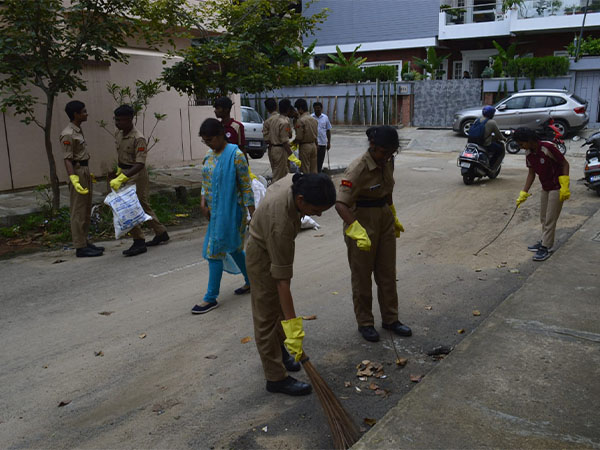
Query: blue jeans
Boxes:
[{"xmin": 204, "ymin": 249, "xmax": 249, "ymax": 303}]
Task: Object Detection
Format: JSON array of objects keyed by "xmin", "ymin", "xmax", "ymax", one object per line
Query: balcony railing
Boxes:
[
  {"xmin": 441, "ymin": 2, "xmax": 505, "ymax": 25},
  {"xmin": 517, "ymin": 0, "xmax": 599, "ymax": 19}
]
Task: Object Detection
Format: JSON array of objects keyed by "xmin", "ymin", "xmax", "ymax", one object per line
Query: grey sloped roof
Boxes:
[{"xmin": 303, "ymin": 0, "xmax": 439, "ymax": 47}]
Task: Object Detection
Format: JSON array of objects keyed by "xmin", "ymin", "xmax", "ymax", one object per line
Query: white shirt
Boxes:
[{"xmin": 311, "ymin": 112, "xmax": 332, "ymax": 146}]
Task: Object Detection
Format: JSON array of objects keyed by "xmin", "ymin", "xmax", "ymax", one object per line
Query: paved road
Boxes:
[{"xmin": 0, "ymin": 147, "xmax": 598, "ymax": 449}]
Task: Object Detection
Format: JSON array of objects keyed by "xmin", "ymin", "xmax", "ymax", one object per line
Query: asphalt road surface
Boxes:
[{"xmin": 1, "ymin": 147, "xmax": 597, "ymax": 449}]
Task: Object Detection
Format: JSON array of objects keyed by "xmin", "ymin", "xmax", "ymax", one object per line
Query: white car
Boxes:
[{"xmin": 241, "ymin": 106, "xmax": 266, "ymax": 159}]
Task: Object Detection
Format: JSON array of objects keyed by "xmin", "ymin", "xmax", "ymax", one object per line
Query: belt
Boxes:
[
  {"xmin": 356, "ymin": 197, "xmax": 387, "ymax": 208},
  {"xmin": 270, "ymin": 144, "xmax": 285, "ymax": 147},
  {"xmin": 73, "ymin": 160, "xmax": 88, "ymax": 166},
  {"xmin": 118, "ymin": 163, "xmax": 133, "ymax": 169}
]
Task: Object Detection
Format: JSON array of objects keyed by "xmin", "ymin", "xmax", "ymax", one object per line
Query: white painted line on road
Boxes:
[{"xmin": 150, "ymin": 261, "xmax": 204, "ymax": 278}]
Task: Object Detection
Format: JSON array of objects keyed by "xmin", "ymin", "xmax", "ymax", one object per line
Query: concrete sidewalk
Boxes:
[{"xmin": 354, "ymin": 209, "xmax": 600, "ymax": 449}]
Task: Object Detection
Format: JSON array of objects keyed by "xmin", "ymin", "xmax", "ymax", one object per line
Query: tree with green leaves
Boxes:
[
  {"xmin": 326, "ymin": 45, "xmax": 368, "ymax": 68},
  {"xmin": 0, "ymin": 0, "xmax": 196, "ymax": 210},
  {"xmin": 492, "ymin": 40, "xmax": 518, "ymax": 77},
  {"xmin": 162, "ymin": 0, "xmax": 328, "ymax": 101},
  {"xmin": 413, "ymin": 47, "xmax": 449, "ymax": 80}
]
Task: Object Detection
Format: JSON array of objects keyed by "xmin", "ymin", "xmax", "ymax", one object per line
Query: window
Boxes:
[
  {"xmin": 453, "ymin": 61, "xmax": 463, "ymax": 79},
  {"xmin": 504, "ymin": 96, "xmax": 528, "ymax": 109},
  {"xmin": 242, "ymin": 108, "xmax": 262, "ymax": 123},
  {"xmin": 547, "ymin": 96, "xmax": 567, "ymax": 106},
  {"xmin": 527, "ymin": 96, "xmax": 548, "ymax": 108}
]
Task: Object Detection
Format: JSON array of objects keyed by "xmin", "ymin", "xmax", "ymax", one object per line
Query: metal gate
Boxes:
[
  {"xmin": 412, "ymin": 79, "xmax": 482, "ymax": 127},
  {"xmin": 574, "ymin": 70, "xmax": 600, "ymax": 129}
]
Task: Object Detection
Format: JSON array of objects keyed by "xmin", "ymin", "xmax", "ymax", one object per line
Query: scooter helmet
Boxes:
[{"xmin": 482, "ymin": 105, "xmax": 496, "ymax": 118}]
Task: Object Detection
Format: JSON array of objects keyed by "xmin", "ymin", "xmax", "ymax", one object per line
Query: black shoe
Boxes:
[
  {"xmin": 76, "ymin": 247, "xmax": 103, "ymax": 257},
  {"xmin": 358, "ymin": 326, "xmax": 380, "ymax": 342},
  {"xmin": 527, "ymin": 241, "xmax": 542, "ymax": 252},
  {"xmin": 532, "ymin": 246, "xmax": 550, "ymax": 261},
  {"xmin": 146, "ymin": 231, "xmax": 169, "ymax": 247},
  {"xmin": 281, "ymin": 345, "xmax": 301, "ymax": 372},
  {"xmin": 123, "ymin": 239, "xmax": 147, "ymax": 256},
  {"xmin": 266, "ymin": 376, "xmax": 312, "ymax": 396},
  {"xmin": 87, "ymin": 242, "xmax": 105, "ymax": 252},
  {"xmin": 382, "ymin": 321, "xmax": 412, "ymax": 337},
  {"xmin": 191, "ymin": 301, "xmax": 219, "ymax": 314}
]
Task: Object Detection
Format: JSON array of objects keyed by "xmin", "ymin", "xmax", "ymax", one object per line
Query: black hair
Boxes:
[
  {"xmin": 214, "ymin": 96, "xmax": 233, "ymax": 111},
  {"xmin": 279, "ymin": 98, "xmax": 292, "ymax": 114},
  {"xmin": 65, "ymin": 100, "xmax": 85, "ymax": 120},
  {"xmin": 366, "ymin": 125, "xmax": 399, "ymax": 150},
  {"xmin": 264, "ymin": 98, "xmax": 277, "ymax": 112},
  {"xmin": 199, "ymin": 117, "xmax": 225, "ymax": 137},
  {"xmin": 513, "ymin": 127, "xmax": 540, "ymax": 143},
  {"xmin": 294, "ymin": 98, "xmax": 308, "ymax": 111},
  {"xmin": 313, "ymin": 102, "xmax": 323, "ymax": 109},
  {"xmin": 114, "ymin": 104, "xmax": 135, "ymax": 117},
  {"xmin": 291, "ymin": 173, "xmax": 336, "ymax": 207}
]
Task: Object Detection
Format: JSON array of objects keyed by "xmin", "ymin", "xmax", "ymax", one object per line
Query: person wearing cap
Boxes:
[
  {"xmin": 335, "ymin": 126, "xmax": 412, "ymax": 343},
  {"xmin": 60, "ymin": 100, "xmax": 104, "ymax": 257}
]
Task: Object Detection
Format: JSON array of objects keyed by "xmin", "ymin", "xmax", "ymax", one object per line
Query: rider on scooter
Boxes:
[{"xmin": 480, "ymin": 106, "xmax": 506, "ymax": 166}]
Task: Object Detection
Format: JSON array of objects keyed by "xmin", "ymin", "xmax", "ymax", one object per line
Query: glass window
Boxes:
[
  {"xmin": 571, "ymin": 94, "xmax": 587, "ymax": 105},
  {"xmin": 242, "ymin": 108, "xmax": 262, "ymax": 123},
  {"xmin": 547, "ymin": 96, "xmax": 567, "ymax": 106},
  {"xmin": 503, "ymin": 96, "xmax": 528, "ymax": 110},
  {"xmin": 527, "ymin": 96, "xmax": 548, "ymax": 108}
]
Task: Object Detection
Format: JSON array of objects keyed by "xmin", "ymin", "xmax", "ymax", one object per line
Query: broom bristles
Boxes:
[{"xmin": 302, "ymin": 357, "xmax": 360, "ymax": 450}]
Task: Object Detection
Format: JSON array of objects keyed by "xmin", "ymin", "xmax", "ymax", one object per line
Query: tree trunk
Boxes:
[{"xmin": 44, "ymin": 93, "xmax": 60, "ymax": 212}]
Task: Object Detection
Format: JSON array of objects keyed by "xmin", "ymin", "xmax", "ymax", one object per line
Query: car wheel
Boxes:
[
  {"xmin": 552, "ymin": 119, "xmax": 568, "ymax": 137},
  {"xmin": 461, "ymin": 119, "xmax": 475, "ymax": 137}
]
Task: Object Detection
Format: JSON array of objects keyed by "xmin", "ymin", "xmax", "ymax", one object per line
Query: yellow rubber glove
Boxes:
[
  {"xmin": 69, "ymin": 174, "xmax": 89, "ymax": 195},
  {"xmin": 558, "ymin": 175, "xmax": 570, "ymax": 202},
  {"xmin": 248, "ymin": 166, "xmax": 257, "ymax": 181},
  {"xmin": 110, "ymin": 172, "xmax": 129, "ymax": 191},
  {"xmin": 288, "ymin": 154, "xmax": 302, "ymax": 168},
  {"xmin": 516, "ymin": 190, "xmax": 531, "ymax": 208},
  {"xmin": 389, "ymin": 204, "xmax": 405, "ymax": 238},
  {"xmin": 345, "ymin": 220, "xmax": 371, "ymax": 251},
  {"xmin": 281, "ymin": 317, "xmax": 305, "ymax": 362},
  {"xmin": 116, "ymin": 167, "xmax": 122, "ymax": 176},
  {"xmin": 90, "ymin": 173, "xmax": 97, "ymax": 184},
  {"xmin": 290, "ymin": 142, "xmax": 299, "ymax": 152}
]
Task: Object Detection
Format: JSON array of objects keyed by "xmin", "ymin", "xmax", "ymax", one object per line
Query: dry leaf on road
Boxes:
[
  {"xmin": 457, "ymin": 329, "xmax": 465, "ymax": 334},
  {"xmin": 364, "ymin": 418, "xmax": 377, "ymax": 426},
  {"xmin": 472, "ymin": 310, "xmax": 481, "ymax": 316},
  {"xmin": 241, "ymin": 336, "xmax": 252, "ymax": 344},
  {"xmin": 344, "ymin": 381, "xmax": 352, "ymax": 388},
  {"xmin": 410, "ymin": 374, "xmax": 424, "ymax": 383},
  {"xmin": 205, "ymin": 355, "xmax": 218, "ymax": 359},
  {"xmin": 94, "ymin": 351, "xmax": 104, "ymax": 357},
  {"xmin": 368, "ymin": 383, "xmax": 379, "ymax": 390},
  {"xmin": 396, "ymin": 357, "xmax": 408, "ymax": 367},
  {"xmin": 302, "ymin": 315, "xmax": 317, "ymax": 320},
  {"xmin": 139, "ymin": 333, "xmax": 147, "ymax": 339},
  {"xmin": 98, "ymin": 311, "xmax": 114, "ymax": 316},
  {"xmin": 57, "ymin": 400, "xmax": 71, "ymax": 407},
  {"xmin": 425, "ymin": 306, "xmax": 433, "ymax": 310}
]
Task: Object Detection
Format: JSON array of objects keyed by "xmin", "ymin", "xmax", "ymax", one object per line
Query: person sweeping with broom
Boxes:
[{"xmin": 246, "ymin": 172, "xmax": 336, "ymax": 396}]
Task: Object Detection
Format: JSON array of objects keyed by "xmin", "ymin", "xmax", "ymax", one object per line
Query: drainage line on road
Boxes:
[{"xmin": 473, "ymin": 204, "xmax": 519, "ymax": 256}]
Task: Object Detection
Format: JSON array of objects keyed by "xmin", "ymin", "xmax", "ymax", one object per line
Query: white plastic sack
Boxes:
[
  {"xmin": 301, "ymin": 215, "xmax": 320, "ymax": 230},
  {"xmin": 104, "ymin": 184, "xmax": 152, "ymax": 239},
  {"xmin": 289, "ymin": 149, "xmax": 301, "ymax": 173}
]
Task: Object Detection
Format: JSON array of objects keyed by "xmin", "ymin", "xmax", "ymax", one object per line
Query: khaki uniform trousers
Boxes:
[
  {"xmin": 129, "ymin": 169, "xmax": 167, "ymax": 240},
  {"xmin": 69, "ymin": 165, "xmax": 92, "ymax": 249},
  {"xmin": 345, "ymin": 205, "xmax": 398, "ymax": 327},
  {"xmin": 298, "ymin": 143, "xmax": 317, "ymax": 174},
  {"xmin": 540, "ymin": 189, "xmax": 563, "ymax": 249},
  {"xmin": 268, "ymin": 145, "xmax": 290, "ymax": 182},
  {"xmin": 246, "ymin": 236, "xmax": 288, "ymax": 382}
]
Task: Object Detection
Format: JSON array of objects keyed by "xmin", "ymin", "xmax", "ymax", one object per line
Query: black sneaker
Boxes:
[
  {"xmin": 532, "ymin": 246, "xmax": 550, "ymax": 261},
  {"xmin": 76, "ymin": 247, "xmax": 103, "ymax": 257},
  {"xmin": 146, "ymin": 231, "xmax": 169, "ymax": 247},
  {"xmin": 527, "ymin": 241, "xmax": 542, "ymax": 252},
  {"xmin": 191, "ymin": 301, "xmax": 219, "ymax": 314},
  {"xmin": 358, "ymin": 326, "xmax": 380, "ymax": 342},
  {"xmin": 266, "ymin": 376, "xmax": 312, "ymax": 396},
  {"xmin": 123, "ymin": 239, "xmax": 147, "ymax": 256},
  {"xmin": 87, "ymin": 242, "xmax": 105, "ymax": 252}
]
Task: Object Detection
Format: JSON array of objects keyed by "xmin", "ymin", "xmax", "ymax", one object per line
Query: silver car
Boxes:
[
  {"xmin": 241, "ymin": 106, "xmax": 267, "ymax": 159},
  {"xmin": 453, "ymin": 89, "xmax": 589, "ymax": 137}
]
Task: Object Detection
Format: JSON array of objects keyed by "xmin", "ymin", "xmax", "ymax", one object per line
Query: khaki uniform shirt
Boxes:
[
  {"xmin": 294, "ymin": 112, "xmax": 318, "ymax": 144},
  {"xmin": 270, "ymin": 114, "xmax": 292, "ymax": 146},
  {"xmin": 115, "ymin": 127, "xmax": 148, "ymax": 166},
  {"xmin": 248, "ymin": 174, "xmax": 302, "ymax": 279},
  {"xmin": 60, "ymin": 122, "xmax": 89, "ymax": 161},
  {"xmin": 337, "ymin": 151, "xmax": 395, "ymax": 207},
  {"xmin": 263, "ymin": 111, "xmax": 278, "ymax": 144}
]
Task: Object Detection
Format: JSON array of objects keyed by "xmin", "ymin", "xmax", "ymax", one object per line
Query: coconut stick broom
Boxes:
[{"xmin": 300, "ymin": 353, "xmax": 360, "ymax": 450}]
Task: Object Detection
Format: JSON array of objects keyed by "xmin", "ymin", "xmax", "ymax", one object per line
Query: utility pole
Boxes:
[{"xmin": 575, "ymin": 0, "xmax": 591, "ymax": 62}]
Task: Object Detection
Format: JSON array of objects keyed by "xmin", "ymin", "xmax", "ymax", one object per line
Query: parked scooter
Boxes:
[
  {"xmin": 582, "ymin": 131, "xmax": 600, "ymax": 196},
  {"xmin": 457, "ymin": 141, "xmax": 505, "ymax": 185},
  {"xmin": 505, "ymin": 118, "xmax": 567, "ymax": 155}
]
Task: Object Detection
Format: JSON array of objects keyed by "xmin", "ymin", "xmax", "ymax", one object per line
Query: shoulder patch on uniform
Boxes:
[
  {"xmin": 63, "ymin": 140, "xmax": 71, "ymax": 145},
  {"xmin": 137, "ymin": 146, "xmax": 145, "ymax": 152},
  {"xmin": 341, "ymin": 179, "xmax": 352, "ymax": 188}
]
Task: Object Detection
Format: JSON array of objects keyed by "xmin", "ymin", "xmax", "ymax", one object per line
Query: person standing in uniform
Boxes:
[
  {"xmin": 335, "ymin": 126, "xmax": 412, "ymax": 343},
  {"xmin": 60, "ymin": 100, "xmax": 104, "ymax": 257},
  {"xmin": 311, "ymin": 101, "xmax": 332, "ymax": 173},
  {"xmin": 263, "ymin": 98, "xmax": 279, "ymax": 170},
  {"xmin": 513, "ymin": 127, "xmax": 570, "ymax": 261},
  {"xmin": 293, "ymin": 99, "xmax": 318, "ymax": 174},
  {"xmin": 110, "ymin": 105, "xmax": 169, "ymax": 256},
  {"xmin": 247, "ymin": 173, "xmax": 336, "ymax": 395},
  {"xmin": 214, "ymin": 97, "xmax": 247, "ymax": 161},
  {"xmin": 269, "ymin": 99, "xmax": 301, "ymax": 182},
  {"xmin": 191, "ymin": 118, "xmax": 255, "ymax": 314}
]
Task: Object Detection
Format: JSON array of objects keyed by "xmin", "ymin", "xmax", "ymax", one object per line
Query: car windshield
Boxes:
[{"xmin": 242, "ymin": 108, "xmax": 263, "ymax": 123}]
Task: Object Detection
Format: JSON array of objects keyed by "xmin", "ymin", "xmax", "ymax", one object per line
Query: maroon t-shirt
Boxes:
[
  {"xmin": 223, "ymin": 118, "xmax": 245, "ymax": 150},
  {"xmin": 525, "ymin": 141, "xmax": 566, "ymax": 191}
]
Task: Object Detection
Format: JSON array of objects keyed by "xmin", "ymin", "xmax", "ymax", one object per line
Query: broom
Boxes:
[{"xmin": 300, "ymin": 353, "xmax": 360, "ymax": 450}]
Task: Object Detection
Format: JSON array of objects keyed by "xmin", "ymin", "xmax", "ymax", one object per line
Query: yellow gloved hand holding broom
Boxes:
[{"xmin": 281, "ymin": 317, "xmax": 305, "ymax": 362}]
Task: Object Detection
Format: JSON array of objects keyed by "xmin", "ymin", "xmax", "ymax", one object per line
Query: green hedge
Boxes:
[
  {"xmin": 506, "ymin": 56, "xmax": 570, "ymax": 78},
  {"xmin": 284, "ymin": 64, "xmax": 398, "ymax": 85}
]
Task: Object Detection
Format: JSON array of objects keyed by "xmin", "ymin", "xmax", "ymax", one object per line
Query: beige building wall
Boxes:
[{"xmin": 0, "ymin": 47, "xmax": 240, "ymax": 191}]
